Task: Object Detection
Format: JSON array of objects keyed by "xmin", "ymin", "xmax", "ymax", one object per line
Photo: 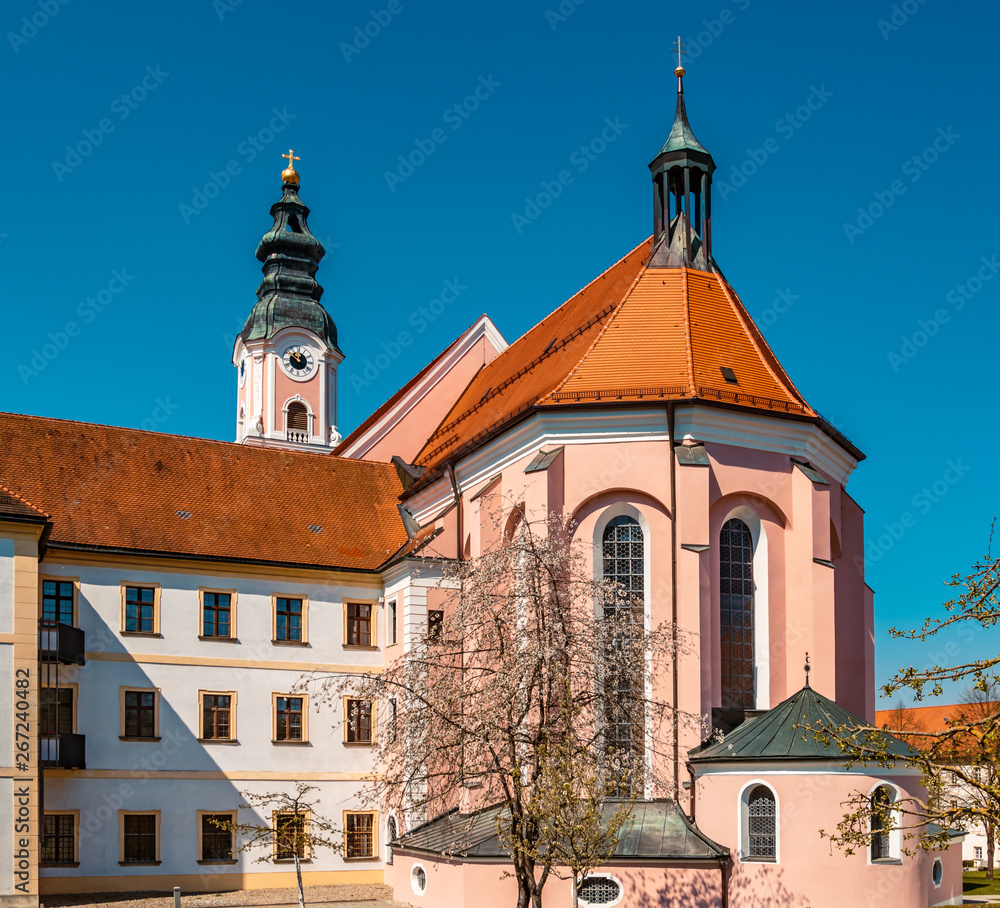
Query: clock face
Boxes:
[{"xmin": 281, "ymin": 344, "xmax": 316, "ymax": 380}]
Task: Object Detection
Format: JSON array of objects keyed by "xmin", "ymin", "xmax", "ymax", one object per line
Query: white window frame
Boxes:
[
  {"xmin": 737, "ymin": 779, "xmax": 780, "ymax": 864},
  {"xmin": 866, "ymin": 781, "xmax": 903, "ymax": 865},
  {"xmin": 577, "ymin": 873, "xmax": 625, "ymax": 907}
]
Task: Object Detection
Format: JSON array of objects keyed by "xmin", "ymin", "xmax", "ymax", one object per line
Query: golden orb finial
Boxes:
[
  {"xmin": 672, "ymin": 35, "xmax": 687, "ymax": 80},
  {"xmin": 281, "ymin": 148, "xmax": 301, "ymax": 184}
]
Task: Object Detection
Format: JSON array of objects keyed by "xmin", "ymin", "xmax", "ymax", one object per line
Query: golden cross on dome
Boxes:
[{"xmin": 282, "ymin": 149, "xmax": 300, "ymax": 168}]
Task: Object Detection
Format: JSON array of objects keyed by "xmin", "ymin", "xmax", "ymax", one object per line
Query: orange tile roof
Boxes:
[
  {"xmin": 414, "ymin": 239, "xmax": 815, "ymax": 475},
  {"xmin": 875, "ymin": 702, "xmax": 1000, "ymax": 757},
  {"xmin": 0, "ymin": 412, "xmax": 407, "ymax": 571},
  {"xmin": 0, "ymin": 483, "xmax": 50, "ymax": 521}
]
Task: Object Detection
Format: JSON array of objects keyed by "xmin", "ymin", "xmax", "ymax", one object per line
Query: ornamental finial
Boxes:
[
  {"xmin": 804, "ymin": 652, "xmax": 811, "ymax": 688},
  {"xmin": 281, "ymin": 149, "xmax": 301, "ymax": 185},
  {"xmin": 672, "ymin": 35, "xmax": 687, "ymax": 79}
]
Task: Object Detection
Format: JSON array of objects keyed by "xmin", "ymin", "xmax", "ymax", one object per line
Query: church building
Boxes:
[{"xmin": 0, "ymin": 66, "xmax": 962, "ymax": 908}]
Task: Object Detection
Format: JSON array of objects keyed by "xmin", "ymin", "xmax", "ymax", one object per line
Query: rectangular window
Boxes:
[
  {"xmin": 388, "ymin": 599, "xmax": 397, "ymax": 645},
  {"xmin": 976, "ymin": 846, "xmax": 984, "ymax": 859},
  {"xmin": 275, "ymin": 812, "xmax": 306, "ymax": 860},
  {"xmin": 275, "ymin": 597, "xmax": 303, "ymax": 642},
  {"xmin": 387, "ymin": 698, "xmax": 398, "ymax": 745},
  {"xmin": 202, "ymin": 592, "xmax": 232, "ymax": 638},
  {"xmin": 427, "ymin": 609, "xmax": 443, "ymax": 641},
  {"xmin": 122, "ymin": 813, "xmax": 158, "ymax": 863},
  {"xmin": 124, "ymin": 586, "xmax": 156, "ymax": 634},
  {"xmin": 200, "ymin": 813, "xmax": 234, "ymax": 861},
  {"xmin": 346, "ymin": 603, "xmax": 372, "ymax": 646},
  {"xmin": 41, "ymin": 814, "xmax": 76, "ymax": 864},
  {"xmin": 275, "ymin": 695, "xmax": 304, "ymax": 742},
  {"xmin": 344, "ymin": 812, "xmax": 375, "ymax": 859},
  {"xmin": 345, "ymin": 699, "xmax": 373, "ymax": 744},
  {"xmin": 41, "ymin": 687, "xmax": 74, "ymax": 736},
  {"xmin": 41, "ymin": 580, "xmax": 74, "ymax": 625},
  {"xmin": 201, "ymin": 693, "xmax": 233, "ymax": 740},
  {"xmin": 123, "ymin": 690, "xmax": 157, "ymax": 738}
]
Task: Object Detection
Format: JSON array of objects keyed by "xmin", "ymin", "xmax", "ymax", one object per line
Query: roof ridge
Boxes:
[
  {"xmin": 0, "ymin": 482, "xmax": 50, "ymax": 519},
  {"xmin": 681, "ymin": 268, "xmax": 696, "ymax": 395},
  {"xmin": 709, "ymin": 268, "xmax": 812, "ymax": 411},
  {"xmin": 542, "ymin": 258, "xmax": 651, "ymax": 402}
]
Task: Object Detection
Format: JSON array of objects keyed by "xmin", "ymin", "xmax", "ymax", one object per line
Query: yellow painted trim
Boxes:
[
  {"xmin": 85, "ymin": 650, "xmax": 382, "ymax": 674},
  {"xmin": 42, "ymin": 769, "xmax": 376, "ymax": 781},
  {"xmin": 198, "ymin": 689, "xmax": 237, "ymax": 741},
  {"xmin": 199, "ymin": 586, "xmax": 238, "ymax": 640},
  {"xmin": 119, "ymin": 580, "xmax": 161, "ymax": 636},
  {"xmin": 272, "ymin": 591, "xmax": 309, "ymax": 644},
  {"xmin": 118, "ymin": 809, "xmax": 162, "ymax": 863},
  {"xmin": 343, "ymin": 809, "xmax": 379, "ymax": 860},
  {"xmin": 38, "ymin": 868, "xmax": 384, "ymax": 894},
  {"xmin": 272, "ymin": 691, "xmax": 309, "ymax": 743},
  {"xmin": 41, "ymin": 550, "xmax": 384, "ymax": 588},
  {"xmin": 38, "ymin": 574, "xmax": 80, "ymax": 626},
  {"xmin": 0, "ymin": 632, "xmax": 15, "ymax": 643}
]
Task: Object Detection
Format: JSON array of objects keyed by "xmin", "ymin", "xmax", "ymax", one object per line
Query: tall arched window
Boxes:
[
  {"xmin": 871, "ymin": 785, "xmax": 895, "ymax": 861},
  {"xmin": 602, "ymin": 516, "xmax": 644, "ymax": 614},
  {"xmin": 742, "ymin": 784, "xmax": 777, "ymax": 861},
  {"xmin": 601, "ymin": 515, "xmax": 644, "ymax": 794},
  {"xmin": 720, "ymin": 518, "xmax": 754, "ymax": 709},
  {"xmin": 286, "ymin": 401, "xmax": 309, "ymax": 441}
]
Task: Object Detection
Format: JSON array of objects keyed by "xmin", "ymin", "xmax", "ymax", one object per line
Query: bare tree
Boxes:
[
  {"xmin": 213, "ymin": 783, "xmax": 341, "ymax": 908},
  {"xmin": 810, "ymin": 535, "xmax": 1000, "ymax": 860},
  {"xmin": 303, "ymin": 511, "xmax": 694, "ymax": 908}
]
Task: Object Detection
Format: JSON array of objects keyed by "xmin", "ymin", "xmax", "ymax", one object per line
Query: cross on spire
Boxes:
[
  {"xmin": 804, "ymin": 652, "xmax": 811, "ymax": 687},
  {"xmin": 282, "ymin": 149, "xmax": 300, "ymax": 168},
  {"xmin": 281, "ymin": 149, "xmax": 301, "ymax": 185},
  {"xmin": 672, "ymin": 36, "xmax": 687, "ymax": 77}
]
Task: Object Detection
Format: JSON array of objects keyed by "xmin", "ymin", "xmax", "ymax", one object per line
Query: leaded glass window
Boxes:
[
  {"xmin": 601, "ymin": 515, "xmax": 644, "ymax": 795},
  {"xmin": 720, "ymin": 518, "xmax": 754, "ymax": 709},
  {"xmin": 746, "ymin": 785, "xmax": 776, "ymax": 859},
  {"xmin": 871, "ymin": 785, "xmax": 893, "ymax": 860}
]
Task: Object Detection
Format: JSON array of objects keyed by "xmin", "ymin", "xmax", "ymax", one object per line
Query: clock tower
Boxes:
[{"xmin": 233, "ymin": 153, "xmax": 344, "ymax": 452}]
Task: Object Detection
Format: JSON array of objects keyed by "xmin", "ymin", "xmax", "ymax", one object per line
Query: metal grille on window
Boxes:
[
  {"xmin": 871, "ymin": 785, "xmax": 893, "ymax": 860},
  {"xmin": 601, "ymin": 516, "xmax": 644, "ymax": 795},
  {"xmin": 346, "ymin": 813, "xmax": 374, "ymax": 858},
  {"xmin": 41, "ymin": 814, "xmax": 74, "ymax": 864},
  {"xmin": 720, "ymin": 518, "xmax": 754, "ymax": 710},
  {"xmin": 747, "ymin": 785, "xmax": 776, "ymax": 858},
  {"xmin": 578, "ymin": 876, "xmax": 621, "ymax": 905},
  {"xmin": 201, "ymin": 814, "xmax": 233, "ymax": 860},
  {"xmin": 123, "ymin": 814, "xmax": 156, "ymax": 863}
]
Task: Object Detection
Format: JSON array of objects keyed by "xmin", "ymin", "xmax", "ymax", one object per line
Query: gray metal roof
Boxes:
[
  {"xmin": 394, "ymin": 799, "xmax": 727, "ymax": 861},
  {"xmin": 690, "ymin": 685, "xmax": 918, "ymax": 763},
  {"xmin": 658, "ymin": 87, "xmax": 709, "ymax": 156}
]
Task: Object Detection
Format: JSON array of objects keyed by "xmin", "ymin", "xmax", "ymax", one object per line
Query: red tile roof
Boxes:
[
  {"xmin": 0, "ymin": 413, "xmax": 407, "ymax": 571},
  {"xmin": 0, "ymin": 483, "xmax": 50, "ymax": 521},
  {"xmin": 414, "ymin": 239, "xmax": 815, "ymax": 475}
]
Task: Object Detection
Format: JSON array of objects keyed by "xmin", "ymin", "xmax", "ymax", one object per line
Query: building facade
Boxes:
[{"xmin": 0, "ymin": 76, "xmax": 963, "ymax": 907}]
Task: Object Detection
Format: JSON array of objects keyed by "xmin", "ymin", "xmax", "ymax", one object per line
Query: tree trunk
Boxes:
[
  {"xmin": 987, "ymin": 822, "xmax": 995, "ymax": 883},
  {"xmin": 293, "ymin": 852, "xmax": 305, "ymax": 908}
]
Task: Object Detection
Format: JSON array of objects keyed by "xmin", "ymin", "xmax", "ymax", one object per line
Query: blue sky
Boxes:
[{"xmin": 3, "ymin": 0, "xmax": 998, "ymax": 703}]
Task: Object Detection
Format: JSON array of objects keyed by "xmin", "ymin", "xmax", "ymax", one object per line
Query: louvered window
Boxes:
[
  {"xmin": 286, "ymin": 401, "xmax": 309, "ymax": 441},
  {"xmin": 720, "ymin": 518, "xmax": 754, "ymax": 709},
  {"xmin": 746, "ymin": 785, "xmax": 776, "ymax": 859}
]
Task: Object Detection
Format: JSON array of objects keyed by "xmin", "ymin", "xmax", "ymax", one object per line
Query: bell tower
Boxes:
[
  {"xmin": 648, "ymin": 42, "xmax": 717, "ymax": 270},
  {"xmin": 233, "ymin": 152, "xmax": 344, "ymax": 451}
]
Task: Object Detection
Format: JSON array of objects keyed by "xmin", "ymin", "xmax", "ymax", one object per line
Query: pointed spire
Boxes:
[
  {"xmin": 239, "ymin": 157, "xmax": 340, "ymax": 354},
  {"xmin": 648, "ymin": 43, "xmax": 716, "ymax": 270}
]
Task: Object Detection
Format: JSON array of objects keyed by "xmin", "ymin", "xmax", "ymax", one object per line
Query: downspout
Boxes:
[
  {"xmin": 446, "ymin": 463, "xmax": 463, "ymax": 561},
  {"xmin": 686, "ymin": 761, "xmax": 696, "ymax": 822},
  {"xmin": 719, "ymin": 856, "xmax": 729, "ymax": 908},
  {"xmin": 667, "ymin": 401, "xmax": 680, "ymax": 798}
]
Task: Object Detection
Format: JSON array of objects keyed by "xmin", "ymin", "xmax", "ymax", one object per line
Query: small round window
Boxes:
[
  {"xmin": 932, "ymin": 858, "xmax": 943, "ymax": 887},
  {"xmin": 411, "ymin": 863, "xmax": 427, "ymax": 895},
  {"xmin": 578, "ymin": 876, "xmax": 622, "ymax": 906}
]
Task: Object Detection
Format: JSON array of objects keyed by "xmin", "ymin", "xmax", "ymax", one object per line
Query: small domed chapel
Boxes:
[{"xmin": 0, "ymin": 70, "xmax": 962, "ymax": 908}]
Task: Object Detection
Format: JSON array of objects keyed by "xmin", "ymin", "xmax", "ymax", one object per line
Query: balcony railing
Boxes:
[
  {"xmin": 40, "ymin": 733, "xmax": 86, "ymax": 769},
  {"xmin": 38, "ymin": 621, "xmax": 86, "ymax": 665}
]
